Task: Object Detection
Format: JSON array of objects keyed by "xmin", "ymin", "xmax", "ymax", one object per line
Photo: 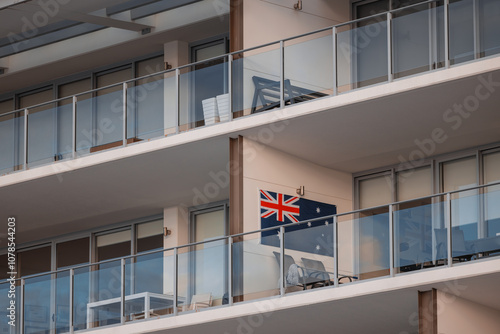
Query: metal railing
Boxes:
[
  {"xmin": 1, "ymin": 0, "xmax": 498, "ymax": 175},
  {"xmin": 2, "ymin": 181, "xmax": 500, "ymax": 333}
]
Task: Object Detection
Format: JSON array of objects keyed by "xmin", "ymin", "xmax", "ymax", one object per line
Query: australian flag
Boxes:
[{"xmin": 260, "ymin": 190, "xmax": 337, "ymax": 256}]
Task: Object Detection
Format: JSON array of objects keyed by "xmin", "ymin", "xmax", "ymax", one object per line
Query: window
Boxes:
[
  {"xmin": 188, "ymin": 204, "xmax": 228, "ymax": 306},
  {"xmin": 397, "ymin": 166, "xmax": 432, "ymax": 201},
  {"xmin": 130, "ymin": 56, "xmax": 165, "ymax": 140},
  {"xmin": 186, "ymin": 38, "xmax": 228, "ymax": 129},
  {"xmin": 358, "ymin": 173, "xmax": 393, "ymax": 209},
  {"xmin": 441, "ymin": 156, "xmax": 477, "ymax": 192},
  {"xmin": 136, "ymin": 219, "xmax": 163, "ymax": 253},
  {"xmin": 96, "ymin": 229, "xmax": 131, "ymax": 262}
]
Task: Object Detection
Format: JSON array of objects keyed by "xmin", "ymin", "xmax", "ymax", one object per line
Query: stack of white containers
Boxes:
[
  {"xmin": 201, "ymin": 97, "xmax": 218, "ymax": 125},
  {"xmin": 216, "ymin": 93, "xmax": 230, "ymax": 122},
  {"xmin": 201, "ymin": 93, "xmax": 230, "ymax": 125}
]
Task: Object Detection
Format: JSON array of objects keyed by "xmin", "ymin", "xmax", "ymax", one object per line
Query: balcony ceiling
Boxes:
[
  {"xmin": 0, "ymin": 0, "xmax": 151, "ymax": 37},
  {"xmin": 0, "ymin": 0, "xmax": 228, "ymax": 94}
]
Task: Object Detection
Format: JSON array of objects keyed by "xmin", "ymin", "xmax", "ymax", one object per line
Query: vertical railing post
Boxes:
[
  {"xmin": 279, "ymin": 40, "xmax": 285, "ymax": 109},
  {"xmin": 173, "ymin": 247, "xmax": 178, "ymax": 316},
  {"xmin": 389, "ymin": 204, "xmax": 395, "ymax": 277},
  {"xmin": 72, "ymin": 96, "xmax": 77, "ymax": 159},
  {"xmin": 20, "ymin": 279, "xmax": 25, "ymax": 334},
  {"xmin": 23, "ymin": 109, "xmax": 28, "ymax": 170},
  {"xmin": 472, "ymin": 0, "xmax": 480, "ymax": 59},
  {"xmin": 69, "ymin": 269, "xmax": 74, "ymax": 334},
  {"xmin": 333, "ymin": 215, "xmax": 339, "ymax": 287},
  {"xmin": 279, "ymin": 226, "xmax": 285, "ymax": 296},
  {"xmin": 120, "ymin": 258, "xmax": 125, "ymax": 324},
  {"xmin": 428, "ymin": 1, "xmax": 436, "ymax": 71},
  {"xmin": 228, "ymin": 54, "xmax": 233, "ymax": 122},
  {"xmin": 387, "ymin": 12, "xmax": 393, "ymax": 82},
  {"xmin": 122, "ymin": 82, "xmax": 127, "ymax": 147},
  {"xmin": 444, "ymin": 0, "xmax": 450, "ymax": 68},
  {"xmin": 175, "ymin": 68, "xmax": 180, "ymax": 134},
  {"xmin": 333, "ymin": 27, "xmax": 338, "ymax": 96},
  {"xmin": 446, "ymin": 193, "xmax": 453, "ymax": 267},
  {"xmin": 228, "ymin": 237, "xmax": 233, "ymax": 306}
]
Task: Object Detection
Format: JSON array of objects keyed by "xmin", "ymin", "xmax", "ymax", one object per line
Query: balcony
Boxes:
[
  {"xmin": 2, "ymin": 182, "xmax": 500, "ymax": 333},
  {"xmin": 1, "ymin": 0, "xmax": 500, "ymax": 176}
]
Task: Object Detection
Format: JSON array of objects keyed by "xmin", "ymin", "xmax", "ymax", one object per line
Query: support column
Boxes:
[
  {"xmin": 229, "ymin": 136, "xmax": 244, "ymax": 302},
  {"xmin": 163, "ymin": 41, "xmax": 189, "ymax": 136},
  {"xmin": 162, "ymin": 206, "xmax": 189, "ymax": 299},
  {"xmin": 419, "ymin": 289, "xmax": 437, "ymax": 334}
]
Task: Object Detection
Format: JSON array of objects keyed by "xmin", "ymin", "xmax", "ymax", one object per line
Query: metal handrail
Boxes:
[{"xmin": 2, "ymin": 180, "xmax": 499, "ymax": 283}]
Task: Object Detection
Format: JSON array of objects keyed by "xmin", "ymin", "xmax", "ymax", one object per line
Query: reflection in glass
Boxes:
[
  {"xmin": 394, "ymin": 198, "xmax": 447, "ymax": 273},
  {"xmin": 337, "ymin": 15, "xmax": 388, "ymax": 93},
  {"xmin": 338, "ymin": 209, "xmax": 390, "ymax": 281},
  {"xmin": 0, "ymin": 111, "xmax": 25, "ymax": 174}
]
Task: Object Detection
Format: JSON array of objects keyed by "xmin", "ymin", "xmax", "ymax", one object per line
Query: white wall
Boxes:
[
  {"xmin": 241, "ymin": 137, "xmax": 353, "ymax": 295},
  {"xmin": 437, "ymin": 291, "xmax": 500, "ymax": 334}
]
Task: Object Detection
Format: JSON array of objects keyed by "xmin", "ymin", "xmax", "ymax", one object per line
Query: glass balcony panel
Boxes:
[
  {"xmin": 72, "ymin": 266, "xmax": 90, "ymax": 331},
  {"xmin": 338, "ymin": 208, "xmax": 390, "ymax": 281},
  {"xmin": 394, "ymin": 196, "xmax": 448, "ymax": 274},
  {"xmin": 177, "ymin": 239, "xmax": 228, "ymax": 313},
  {"xmin": 392, "ymin": 3, "xmax": 445, "ymax": 79},
  {"xmin": 127, "ymin": 72, "xmax": 176, "ymax": 141},
  {"xmin": 24, "ymin": 274, "xmax": 54, "ymax": 334},
  {"xmin": 1, "ymin": 280, "xmax": 22, "ymax": 334},
  {"xmin": 284, "ymin": 31, "xmax": 333, "ymax": 103},
  {"xmin": 485, "ymin": 184, "xmax": 500, "ymax": 239},
  {"xmin": 124, "ymin": 250, "xmax": 174, "ymax": 321},
  {"xmin": 232, "ymin": 45, "xmax": 281, "ymax": 117},
  {"xmin": 179, "ymin": 57, "xmax": 228, "ymax": 131},
  {"xmin": 75, "ymin": 87, "xmax": 124, "ymax": 156},
  {"xmin": 449, "ymin": 0, "xmax": 475, "ymax": 65},
  {"xmin": 79, "ymin": 260, "xmax": 126, "ymax": 329},
  {"xmin": 450, "ymin": 189, "xmax": 479, "ymax": 261},
  {"xmin": 451, "ymin": 185, "xmax": 500, "ymax": 261},
  {"xmin": 336, "ymin": 14, "xmax": 388, "ymax": 93},
  {"xmin": 232, "ymin": 228, "xmax": 281, "ymax": 303},
  {"xmin": 0, "ymin": 111, "xmax": 25, "ymax": 175},
  {"xmin": 54, "ymin": 271, "xmax": 71, "ymax": 334},
  {"xmin": 478, "ymin": 0, "xmax": 500, "ymax": 58},
  {"xmin": 27, "ymin": 98, "xmax": 74, "ymax": 168},
  {"xmin": 283, "ymin": 220, "xmax": 335, "ymax": 292}
]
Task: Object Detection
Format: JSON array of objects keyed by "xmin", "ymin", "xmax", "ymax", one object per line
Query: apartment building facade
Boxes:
[{"xmin": 0, "ymin": 0, "xmax": 499, "ymax": 333}]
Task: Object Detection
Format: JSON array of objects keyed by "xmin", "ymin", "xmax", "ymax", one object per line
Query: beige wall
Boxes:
[
  {"xmin": 163, "ymin": 206, "xmax": 189, "ymax": 295},
  {"xmin": 437, "ymin": 291, "xmax": 500, "ymax": 334},
  {"xmin": 243, "ymin": 0, "xmax": 350, "ymax": 49},
  {"xmin": 240, "ymin": 137, "xmax": 353, "ymax": 294},
  {"xmin": 242, "ymin": 137, "xmax": 352, "ymax": 232}
]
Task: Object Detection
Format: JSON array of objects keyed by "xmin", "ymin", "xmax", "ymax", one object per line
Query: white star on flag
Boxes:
[
  {"xmin": 316, "ymin": 207, "xmax": 321, "ymax": 213},
  {"xmin": 307, "ymin": 222, "xmax": 312, "ymax": 227}
]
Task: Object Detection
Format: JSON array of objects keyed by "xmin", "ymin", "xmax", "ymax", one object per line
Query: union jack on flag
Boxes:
[{"xmin": 260, "ymin": 190, "xmax": 300, "ymax": 223}]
